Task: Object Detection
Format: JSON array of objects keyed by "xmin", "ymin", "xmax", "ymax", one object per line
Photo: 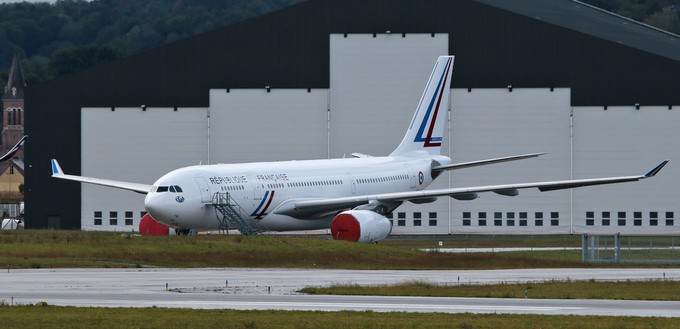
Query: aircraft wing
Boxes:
[
  {"xmin": 0, "ymin": 135, "xmax": 27, "ymax": 162},
  {"xmin": 275, "ymin": 160, "xmax": 669, "ymax": 218},
  {"xmin": 51, "ymin": 159, "xmax": 152, "ymax": 194}
]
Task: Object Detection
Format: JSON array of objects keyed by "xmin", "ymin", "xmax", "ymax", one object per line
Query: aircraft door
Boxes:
[
  {"xmin": 250, "ymin": 176, "xmax": 264, "ymax": 200},
  {"xmin": 347, "ymin": 174, "xmax": 356, "ymax": 195},
  {"xmin": 404, "ymin": 166, "xmax": 416, "ymax": 189},
  {"xmin": 194, "ymin": 177, "xmax": 212, "ymax": 203}
]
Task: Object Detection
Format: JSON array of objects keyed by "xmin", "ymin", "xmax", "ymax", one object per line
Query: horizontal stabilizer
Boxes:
[{"xmin": 433, "ymin": 152, "xmax": 545, "ymax": 172}]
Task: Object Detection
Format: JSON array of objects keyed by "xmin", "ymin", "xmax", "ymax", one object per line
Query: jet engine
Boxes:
[
  {"xmin": 330, "ymin": 210, "xmax": 392, "ymax": 243},
  {"xmin": 139, "ymin": 213, "xmax": 170, "ymax": 236}
]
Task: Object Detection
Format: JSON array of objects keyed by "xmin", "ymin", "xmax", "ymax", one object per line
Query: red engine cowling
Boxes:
[
  {"xmin": 139, "ymin": 213, "xmax": 170, "ymax": 236},
  {"xmin": 330, "ymin": 210, "xmax": 392, "ymax": 243}
]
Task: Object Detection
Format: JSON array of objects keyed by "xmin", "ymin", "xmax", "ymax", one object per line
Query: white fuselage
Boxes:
[{"xmin": 143, "ymin": 155, "xmax": 451, "ymax": 231}]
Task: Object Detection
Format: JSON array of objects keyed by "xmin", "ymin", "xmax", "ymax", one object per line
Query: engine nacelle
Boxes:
[
  {"xmin": 330, "ymin": 210, "xmax": 392, "ymax": 243},
  {"xmin": 139, "ymin": 213, "xmax": 170, "ymax": 236}
]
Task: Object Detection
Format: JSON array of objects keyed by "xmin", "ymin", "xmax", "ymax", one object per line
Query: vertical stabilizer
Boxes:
[{"xmin": 390, "ymin": 56, "xmax": 454, "ymax": 156}]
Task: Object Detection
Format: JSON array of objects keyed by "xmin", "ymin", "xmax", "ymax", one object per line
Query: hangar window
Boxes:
[
  {"xmin": 551, "ymin": 212, "xmax": 559, "ymax": 226},
  {"xmin": 535, "ymin": 220, "xmax": 543, "ymax": 226},
  {"xmin": 519, "ymin": 211, "xmax": 529, "ymax": 226},
  {"xmin": 478, "ymin": 212, "xmax": 486, "ymax": 219},
  {"xmin": 429, "ymin": 212, "xmax": 437, "ymax": 219},
  {"xmin": 109, "ymin": 211, "xmax": 118, "ymax": 226},
  {"xmin": 494, "ymin": 219, "xmax": 502, "ymax": 226},
  {"xmin": 618, "ymin": 212, "xmax": 626, "ymax": 226},
  {"xmin": 94, "ymin": 211, "xmax": 102, "ymax": 226},
  {"xmin": 602, "ymin": 211, "xmax": 610, "ymax": 226},
  {"xmin": 535, "ymin": 212, "xmax": 543, "ymax": 219},
  {"xmin": 478, "ymin": 220, "xmax": 486, "ymax": 226},
  {"xmin": 634, "ymin": 212, "xmax": 642, "ymax": 226},
  {"xmin": 666, "ymin": 212, "xmax": 674, "ymax": 226},
  {"xmin": 650, "ymin": 211, "xmax": 659, "ymax": 226},
  {"xmin": 414, "ymin": 220, "xmax": 421, "ymax": 226},
  {"xmin": 397, "ymin": 212, "xmax": 406, "ymax": 219},
  {"xmin": 429, "ymin": 220, "xmax": 437, "ymax": 226},
  {"xmin": 507, "ymin": 220, "xmax": 515, "ymax": 226},
  {"xmin": 586, "ymin": 211, "xmax": 595, "ymax": 226},
  {"xmin": 413, "ymin": 212, "xmax": 421, "ymax": 219},
  {"xmin": 494, "ymin": 212, "xmax": 502, "ymax": 219},
  {"xmin": 125, "ymin": 211, "xmax": 133, "ymax": 226},
  {"xmin": 506, "ymin": 212, "xmax": 515, "ymax": 219},
  {"xmin": 462, "ymin": 212, "xmax": 471, "ymax": 226},
  {"xmin": 397, "ymin": 220, "xmax": 406, "ymax": 226}
]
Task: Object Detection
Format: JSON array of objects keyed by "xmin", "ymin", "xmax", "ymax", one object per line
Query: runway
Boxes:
[{"xmin": 2, "ymin": 268, "xmax": 680, "ymax": 317}]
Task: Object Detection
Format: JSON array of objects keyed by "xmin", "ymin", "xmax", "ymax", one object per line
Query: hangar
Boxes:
[{"xmin": 25, "ymin": 0, "xmax": 680, "ymax": 236}]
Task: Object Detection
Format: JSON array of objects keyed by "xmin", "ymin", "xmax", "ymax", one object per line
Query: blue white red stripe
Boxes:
[
  {"xmin": 251, "ymin": 190, "xmax": 276, "ymax": 219},
  {"xmin": 414, "ymin": 57, "xmax": 452, "ymax": 147}
]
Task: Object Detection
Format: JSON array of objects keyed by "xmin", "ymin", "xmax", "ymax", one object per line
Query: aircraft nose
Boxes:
[{"xmin": 144, "ymin": 193, "xmax": 173, "ymax": 226}]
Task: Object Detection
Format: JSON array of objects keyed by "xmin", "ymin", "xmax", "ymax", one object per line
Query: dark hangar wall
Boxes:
[{"xmin": 25, "ymin": 0, "xmax": 680, "ymax": 229}]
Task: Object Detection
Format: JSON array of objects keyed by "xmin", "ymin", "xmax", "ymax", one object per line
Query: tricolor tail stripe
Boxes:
[
  {"xmin": 414, "ymin": 57, "xmax": 452, "ymax": 147},
  {"xmin": 251, "ymin": 190, "xmax": 276, "ymax": 219},
  {"xmin": 389, "ymin": 56, "xmax": 454, "ymax": 157}
]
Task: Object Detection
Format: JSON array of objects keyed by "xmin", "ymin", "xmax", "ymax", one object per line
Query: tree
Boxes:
[{"xmin": 48, "ymin": 45, "xmax": 120, "ymax": 77}]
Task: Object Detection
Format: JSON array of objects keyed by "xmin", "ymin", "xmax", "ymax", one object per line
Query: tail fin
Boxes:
[{"xmin": 390, "ymin": 56, "xmax": 454, "ymax": 156}]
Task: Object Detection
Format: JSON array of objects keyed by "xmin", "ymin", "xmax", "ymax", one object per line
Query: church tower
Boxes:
[{"xmin": 2, "ymin": 53, "xmax": 25, "ymax": 160}]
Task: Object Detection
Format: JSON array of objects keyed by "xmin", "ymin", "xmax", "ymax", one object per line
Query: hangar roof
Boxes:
[{"xmin": 476, "ymin": 0, "xmax": 680, "ymax": 61}]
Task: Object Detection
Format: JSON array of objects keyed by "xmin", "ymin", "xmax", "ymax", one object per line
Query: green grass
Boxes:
[
  {"xmin": 3, "ymin": 231, "xmax": 680, "ymax": 328},
  {"xmin": 300, "ymin": 279, "xmax": 680, "ymax": 300},
  {"xmin": 1, "ymin": 230, "xmax": 678, "ymax": 269},
  {"xmin": 0, "ymin": 230, "xmax": 595, "ymax": 269},
  {"xmin": 1, "ymin": 304, "xmax": 678, "ymax": 329}
]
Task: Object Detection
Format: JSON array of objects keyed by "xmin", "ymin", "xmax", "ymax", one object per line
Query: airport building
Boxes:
[{"xmin": 25, "ymin": 0, "xmax": 680, "ymax": 236}]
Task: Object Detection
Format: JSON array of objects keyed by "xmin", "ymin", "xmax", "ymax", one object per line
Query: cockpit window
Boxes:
[{"xmin": 153, "ymin": 185, "xmax": 183, "ymax": 193}]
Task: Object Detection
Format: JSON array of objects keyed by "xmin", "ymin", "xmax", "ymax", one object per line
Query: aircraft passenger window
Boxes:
[
  {"xmin": 157, "ymin": 186, "xmax": 169, "ymax": 192},
  {"xmin": 169, "ymin": 186, "xmax": 176, "ymax": 192}
]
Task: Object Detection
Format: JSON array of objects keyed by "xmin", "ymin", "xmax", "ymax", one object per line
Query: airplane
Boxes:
[
  {"xmin": 50, "ymin": 56, "xmax": 668, "ymax": 242},
  {"xmin": 0, "ymin": 135, "xmax": 27, "ymax": 162}
]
